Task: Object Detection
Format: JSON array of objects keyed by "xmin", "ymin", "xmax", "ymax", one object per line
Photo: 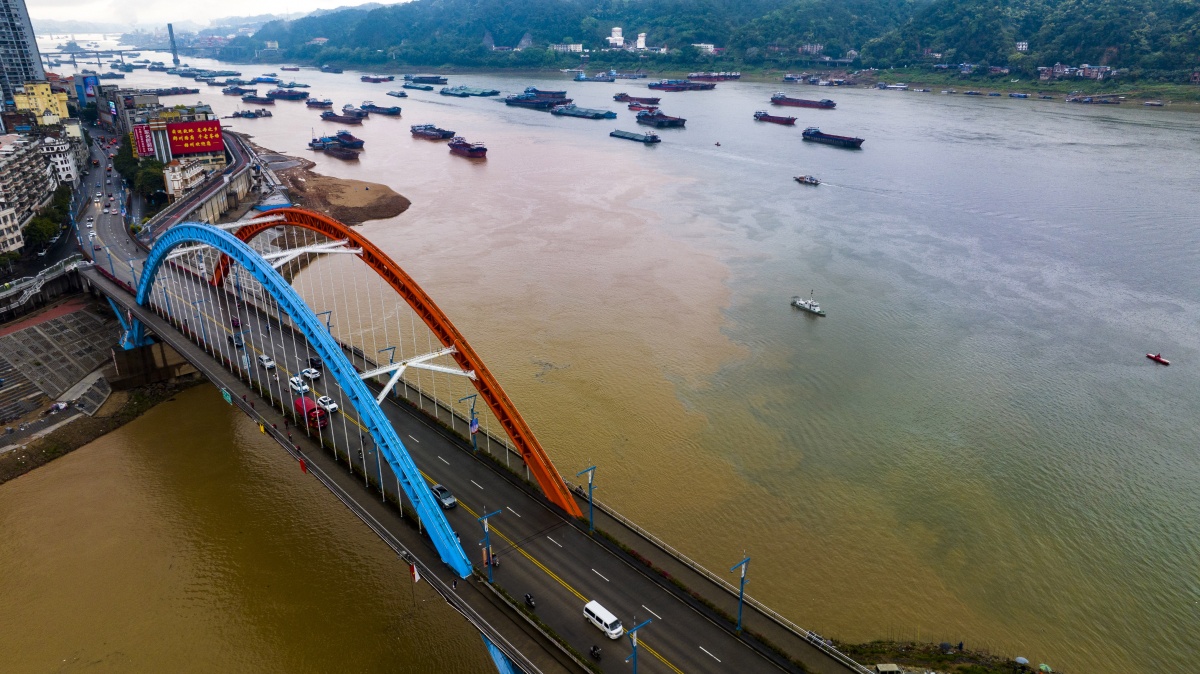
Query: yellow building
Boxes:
[{"xmin": 12, "ymin": 82, "xmax": 70, "ymax": 125}]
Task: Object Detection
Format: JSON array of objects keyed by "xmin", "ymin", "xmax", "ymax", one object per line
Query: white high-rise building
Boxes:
[
  {"xmin": 606, "ymin": 27, "xmax": 624, "ymax": 48},
  {"xmin": 0, "ymin": 0, "xmax": 46, "ymax": 101}
]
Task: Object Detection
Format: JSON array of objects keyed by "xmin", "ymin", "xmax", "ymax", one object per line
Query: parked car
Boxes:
[
  {"xmin": 430, "ymin": 484, "xmax": 457, "ymax": 509},
  {"xmin": 315, "ymin": 395, "xmax": 339, "ymax": 413}
]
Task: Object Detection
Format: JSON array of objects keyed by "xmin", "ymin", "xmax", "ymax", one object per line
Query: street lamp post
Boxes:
[
  {"xmin": 478, "ymin": 509, "xmax": 502, "ymax": 583},
  {"xmin": 458, "ymin": 394, "xmax": 478, "ymax": 451},
  {"xmin": 575, "ymin": 465, "xmax": 597, "ymax": 533},
  {"xmin": 730, "ymin": 555, "xmax": 751, "ymax": 632},
  {"xmin": 624, "ymin": 618, "xmax": 652, "ymax": 674}
]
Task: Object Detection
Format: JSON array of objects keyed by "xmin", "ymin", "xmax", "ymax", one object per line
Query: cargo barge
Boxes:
[
  {"xmin": 361, "ymin": 75, "xmax": 395, "ymax": 83},
  {"xmin": 448, "ymin": 137, "xmax": 487, "ymax": 158},
  {"xmin": 687, "ymin": 72, "xmax": 741, "ymax": 81},
  {"xmin": 551, "ymin": 104, "xmax": 617, "ymax": 119},
  {"xmin": 267, "ymin": 88, "xmax": 309, "ymax": 100},
  {"xmin": 610, "ymin": 129, "xmax": 661, "ymax": 144},
  {"xmin": 320, "ymin": 111, "xmax": 363, "ymax": 125},
  {"xmin": 771, "ymin": 93, "xmax": 836, "ymax": 109},
  {"xmin": 223, "ymin": 86, "xmax": 256, "ymax": 96},
  {"xmin": 410, "ymin": 124, "xmax": 455, "ymax": 139},
  {"xmin": 441, "ymin": 85, "xmax": 500, "ymax": 97},
  {"xmin": 754, "ymin": 110, "xmax": 797, "ymax": 125},
  {"xmin": 341, "ymin": 105, "xmax": 369, "ymax": 119},
  {"xmin": 636, "ymin": 110, "xmax": 686, "ymax": 128},
  {"xmin": 306, "ymin": 98, "xmax": 333, "ymax": 108},
  {"xmin": 241, "ymin": 95, "xmax": 275, "ymax": 105},
  {"xmin": 801, "ymin": 127, "xmax": 864, "ymax": 148},
  {"xmin": 402, "ymin": 83, "xmax": 433, "ymax": 91},
  {"xmin": 386, "ymin": 90, "xmax": 409, "ymax": 98},
  {"xmin": 614, "ymin": 93, "xmax": 661, "ymax": 104},
  {"xmin": 648, "ymin": 79, "xmax": 716, "ymax": 92},
  {"xmin": 410, "ymin": 74, "xmax": 451, "ymax": 85},
  {"xmin": 361, "ymin": 101, "xmax": 401, "ymax": 116}
]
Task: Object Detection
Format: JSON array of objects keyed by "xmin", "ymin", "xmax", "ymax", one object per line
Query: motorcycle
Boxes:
[
  {"xmin": 524, "ymin": 593, "xmax": 536, "ymax": 609},
  {"xmin": 589, "ymin": 645, "xmax": 602, "ymax": 661}
]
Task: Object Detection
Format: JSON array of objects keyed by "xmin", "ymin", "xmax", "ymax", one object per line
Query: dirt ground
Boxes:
[{"xmin": 245, "ymin": 140, "xmax": 410, "ymax": 225}]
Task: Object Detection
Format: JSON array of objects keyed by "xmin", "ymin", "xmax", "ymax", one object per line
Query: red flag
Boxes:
[
  {"xmin": 410, "ymin": 564, "xmax": 421, "ymax": 584},
  {"xmin": 299, "ymin": 459, "xmax": 307, "ymax": 474}
]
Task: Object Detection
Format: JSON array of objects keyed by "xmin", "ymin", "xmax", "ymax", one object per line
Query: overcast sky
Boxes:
[{"xmin": 27, "ymin": 0, "xmax": 388, "ymax": 27}]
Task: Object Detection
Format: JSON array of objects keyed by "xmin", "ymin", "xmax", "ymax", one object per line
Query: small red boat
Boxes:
[{"xmin": 1147, "ymin": 353, "xmax": 1170, "ymax": 366}]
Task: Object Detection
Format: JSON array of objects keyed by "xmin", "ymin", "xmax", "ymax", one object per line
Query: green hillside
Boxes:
[{"xmin": 241, "ymin": 0, "xmax": 1200, "ymax": 78}]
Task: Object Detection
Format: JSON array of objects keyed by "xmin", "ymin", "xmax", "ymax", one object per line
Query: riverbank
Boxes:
[
  {"xmin": 245, "ymin": 140, "xmax": 411, "ymax": 225},
  {"xmin": 0, "ymin": 380, "xmax": 202, "ymax": 486}
]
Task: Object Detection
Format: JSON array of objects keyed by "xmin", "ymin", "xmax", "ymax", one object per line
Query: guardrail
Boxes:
[
  {"xmin": 562, "ymin": 478, "xmax": 874, "ymax": 674},
  {"xmin": 0, "ymin": 254, "xmax": 88, "ymax": 314}
]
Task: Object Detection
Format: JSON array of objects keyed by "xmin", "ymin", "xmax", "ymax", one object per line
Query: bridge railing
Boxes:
[
  {"xmin": 562, "ymin": 478, "xmax": 875, "ymax": 674},
  {"xmin": 0, "ymin": 254, "xmax": 88, "ymax": 314}
]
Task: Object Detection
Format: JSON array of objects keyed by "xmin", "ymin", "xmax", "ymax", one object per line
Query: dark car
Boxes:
[
  {"xmin": 230, "ymin": 317, "xmax": 241, "ymax": 328},
  {"xmin": 308, "ymin": 356, "xmax": 323, "ymax": 369},
  {"xmin": 227, "ymin": 334, "xmax": 245, "ymax": 349}
]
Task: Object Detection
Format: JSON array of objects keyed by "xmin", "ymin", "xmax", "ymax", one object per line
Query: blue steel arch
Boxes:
[{"xmin": 137, "ymin": 223, "xmax": 473, "ymax": 578}]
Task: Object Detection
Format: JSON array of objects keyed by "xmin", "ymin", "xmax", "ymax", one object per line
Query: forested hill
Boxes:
[
  {"xmin": 862, "ymin": 0, "xmax": 1200, "ymax": 76},
  {"xmin": 248, "ymin": 0, "xmax": 915, "ymax": 65},
  {"xmin": 244, "ymin": 0, "xmax": 1200, "ymax": 76}
]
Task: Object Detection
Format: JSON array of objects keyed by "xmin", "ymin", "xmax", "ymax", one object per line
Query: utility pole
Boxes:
[
  {"xmin": 730, "ymin": 555, "xmax": 751, "ymax": 632},
  {"xmin": 478, "ymin": 509, "xmax": 502, "ymax": 583},
  {"xmin": 575, "ymin": 465, "xmax": 597, "ymax": 533}
]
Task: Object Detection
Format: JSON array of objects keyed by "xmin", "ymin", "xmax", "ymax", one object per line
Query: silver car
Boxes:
[{"xmin": 430, "ymin": 484, "xmax": 457, "ymax": 509}]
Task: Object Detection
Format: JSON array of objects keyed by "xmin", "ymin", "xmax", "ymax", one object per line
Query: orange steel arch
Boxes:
[{"xmin": 213, "ymin": 207, "xmax": 582, "ymax": 518}]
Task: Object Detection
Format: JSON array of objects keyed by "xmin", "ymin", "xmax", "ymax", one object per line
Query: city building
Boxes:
[
  {"xmin": 606, "ymin": 27, "xmax": 624, "ymax": 48},
  {"xmin": 98, "ymin": 87, "xmax": 161, "ymax": 134},
  {"xmin": 40, "ymin": 136, "xmax": 79, "ymax": 187},
  {"xmin": 163, "ymin": 158, "xmax": 208, "ymax": 201},
  {"xmin": 636, "ymin": 33, "xmax": 646, "ymax": 50},
  {"xmin": 550, "ymin": 43, "xmax": 583, "ymax": 53},
  {"xmin": 692, "ymin": 43, "xmax": 716, "ymax": 54},
  {"xmin": 11, "ymin": 82, "xmax": 70, "ymax": 125},
  {"xmin": 136, "ymin": 104, "xmax": 226, "ymax": 169},
  {"xmin": 1016, "ymin": 41, "xmax": 1029, "ymax": 52},
  {"xmin": 0, "ymin": 0, "xmax": 45, "ymax": 102},
  {"xmin": 0, "ymin": 133, "xmax": 57, "ymax": 252},
  {"xmin": 800, "ymin": 43, "xmax": 825, "ymax": 55}
]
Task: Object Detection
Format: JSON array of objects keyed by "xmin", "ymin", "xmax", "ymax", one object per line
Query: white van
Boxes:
[{"xmin": 583, "ymin": 600, "xmax": 623, "ymax": 640}]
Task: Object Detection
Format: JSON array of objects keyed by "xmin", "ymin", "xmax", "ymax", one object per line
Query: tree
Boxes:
[
  {"xmin": 22, "ymin": 215, "xmax": 59, "ymax": 250},
  {"xmin": 79, "ymin": 103, "xmax": 98, "ymax": 124},
  {"xmin": 133, "ymin": 161, "xmax": 165, "ymax": 198}
]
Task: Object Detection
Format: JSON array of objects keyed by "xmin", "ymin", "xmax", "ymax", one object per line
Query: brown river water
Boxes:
[{"xmin": 9, "ymin": 37, "xmax": 1200, "ymax": 672}]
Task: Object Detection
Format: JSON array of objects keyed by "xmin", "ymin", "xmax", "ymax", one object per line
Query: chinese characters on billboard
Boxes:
[
  {"xmin": 166, "ymin": 120, "xmax": 224, "ymax": 156},
  {"xmin": 133, "ymin": 124, "xmax": 155, "ymax": 157}
]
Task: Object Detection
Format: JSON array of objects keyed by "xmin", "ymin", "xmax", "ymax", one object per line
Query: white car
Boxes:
[
  {"xmin": 102, "ymin": 207, "xmax": 109, "ymax": 213},
  {"xmin": 301, "ymin": 367, "xmax": 321, "ymax": 380},
  {"xmin": 87, "ymin": 232, "xmax": 96, "ymax": 239},
  {"xmin": 257, "ymin": 354, "xmax": 276, "ymax": 369},
  {"xmin": 289, "ymin": 376, "xmax": 309, "ymax": 393},
  {"xmin": 316, "ymin": 395, "xmax": 339, "ymax": 413},
  {"xmin": 86, "ymin": 222, "xmax": 93, "ymax": 229}
]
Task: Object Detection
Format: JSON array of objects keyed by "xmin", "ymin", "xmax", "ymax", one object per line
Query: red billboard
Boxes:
[
  {"xmin": 166, "ymin": 120, "xmax": 224, "ymax": 155},
  {"xmin": 132, "ymin": 124, "xmax": 155, "ymax": 157}
]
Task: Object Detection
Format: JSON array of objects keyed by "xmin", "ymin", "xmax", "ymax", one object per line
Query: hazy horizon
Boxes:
[{"xmin": 27, "ymin": 0, "xmax": 394, "ymax": 29}]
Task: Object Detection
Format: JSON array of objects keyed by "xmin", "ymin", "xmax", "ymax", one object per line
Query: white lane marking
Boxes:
[
  {"xmin": 699, "ymin": 646, "xmax": 721, "ymax": 662},
  {"xmin": 471, "ymin": 480, "xmax": 484, "ymax": 490},
  {"xmin": 408, "ymin": 435, "xmax": 420, "ymax": 443},
  {"xmin": 641, "ymin": 604, "xmax": 662, "ymax": 620},
  {"xmin": 592, "ymin": 568, "xmax": 609, "ymax": 582},
  {"xmin": 438, "ymin": 455, "xmax": 450, "ymax": 465},
  {"xmin": 547, "ymin": 536, "xmax": 562, "ymax": 548},
  {"xmin": 506, "ymin": 506, "xmax": 522, "ymax": 518}
]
